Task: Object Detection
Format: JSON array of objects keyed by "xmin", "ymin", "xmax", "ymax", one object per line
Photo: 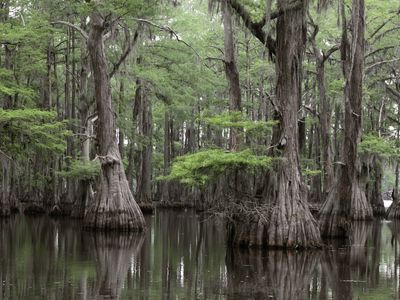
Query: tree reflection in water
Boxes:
[
  {"xmin": 1, "ymin": 213, "xmax": 400, "ymax": 299},
  {"xmin": 89, "ymin": 232, "xmax": 144, "ymax": 299}
]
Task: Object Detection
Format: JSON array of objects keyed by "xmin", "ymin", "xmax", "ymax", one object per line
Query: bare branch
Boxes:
[
  {"xmin": 133, "ymin": 18, "xmax": 201, "ymax": 58},
  {"xmin": 50, "ymin": 21, "xmax": 88, "ymax": 40},
  {"xmin": 109, "ymin": 24, "xmax": 141, "ymax": 78},
  {"xmin": 365, "ymin": 58, "xmax": 400, "ymax": 73}
]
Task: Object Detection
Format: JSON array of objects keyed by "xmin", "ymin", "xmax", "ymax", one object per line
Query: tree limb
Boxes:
[
  {"xmin": 365, "ymin": 58, "xmax": 400, "ymax": 73},
  {"xmin": 50, "ymin": 21, "xmax": 88, "ymax": 40},
  {"xmin": 109, "ymin": 24, "xmax": 141, "ymax": 78},
  {"xmin": 133, "ymin": 18, "xmax": 201, "ymax": 58}
]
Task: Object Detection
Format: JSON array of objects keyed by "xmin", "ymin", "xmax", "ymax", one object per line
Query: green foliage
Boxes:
[
  {"xmin": 204, "ymin": 111, "xmax": 277, "ymax": 134},
  {"xmin": 0, "ymin": 109, "xmax": 70, "ymax": 157},
  {"xmin": 57, "ymin": 160, "xmax": 100, "ymax": 180},
  {"xmin": 358, "ymin": 134, "xmax": 398, "ymax": 159},
  {"xmin": 159, "ymin": 149, "xmax": 274, "ymax": 186},
  {"xmin": 302, "ymin": 168, "xmax": 322, "ymax": 180}
]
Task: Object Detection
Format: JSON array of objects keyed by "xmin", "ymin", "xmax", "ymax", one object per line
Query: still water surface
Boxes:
[{"xmin": 0, "ymin": 210, "xmax": 399, "ymax": 299}]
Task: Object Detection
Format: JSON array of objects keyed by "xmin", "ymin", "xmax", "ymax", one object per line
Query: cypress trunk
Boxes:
[
  {"xmin": 84, "ymin": 12, "xmax": 145, "ymax": 231},
  {"xmin": 319, "ymin": 0, "xmax": 372, "ymax": 238},
  {"xmin": 228, "ymin": 0, "xmax": 321, "ymax": 249}
]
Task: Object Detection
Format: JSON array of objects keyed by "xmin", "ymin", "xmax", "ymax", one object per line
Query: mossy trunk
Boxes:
[{"xmin": 83, "ymin": 12, "xmax": 145, "ymax": 231}]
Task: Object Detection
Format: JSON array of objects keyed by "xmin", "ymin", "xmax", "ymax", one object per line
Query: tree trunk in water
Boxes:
[
  {"xmin": 368, "ymin": 156, "xmax": 385, "ymax": 218},
  {"xmin": 319, "ymin": 0, "xmax": 372, "ymax": 238},
  {"xmin": 227, "ymin": 0, "xmax": 321, "ymax": 249},
  {"xmin": 316, "ymin": 59, "xmax": 334, "ymax": 196},
  {"xmin": 136, "ymin": 81, "xmax": 153, "ymax": 213},
  {"xmin": 0, "ymin": 159, "xmax": 11, "ymax": 217},
  {"xmin": 84, "ymin": 12, "xmax": 145, "ymax": 231}
]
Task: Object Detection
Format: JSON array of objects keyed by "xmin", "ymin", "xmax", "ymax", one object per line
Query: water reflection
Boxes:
[
  {"xmin": 1, "ymin": 213, "xmax": 400, "ymax": 299},
  {"xmin": 90, "ymin": 233, "xmax": 144, "ymax": 299}
]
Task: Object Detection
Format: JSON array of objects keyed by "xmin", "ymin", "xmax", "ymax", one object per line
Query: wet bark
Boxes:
[{"xmin": 84, "ymin": 12, "xmax": 145, "ymax": 231}]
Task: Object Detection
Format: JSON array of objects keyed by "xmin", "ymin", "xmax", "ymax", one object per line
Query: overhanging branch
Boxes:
[{"xmin": 50, "ymin": 21, "xmax": 89, "ymax": 40}]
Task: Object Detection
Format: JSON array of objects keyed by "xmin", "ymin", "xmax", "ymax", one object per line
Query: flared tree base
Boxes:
[
  {"xmin": 267, "ymin": 199, "xmax": 322, "ymax": 249},
  {"xmin": 371, "ymin": 203, "xmax": 386, "ymax": 218},
  {"xmin": 84, "ymin": 156, "xmax": 146, "ymax": 232},
  {"xmin": 386, "ymin": 201, "xmax": 400, "ymax": 219},
  {"xmin": 351, "ymin": 182, "xmax": 373, "ymax": 220}
]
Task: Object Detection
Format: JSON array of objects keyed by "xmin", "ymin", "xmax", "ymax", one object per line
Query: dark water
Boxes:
[{"xmin": 0, "ymin": 211, "xmax": 399, "ymax": 299}]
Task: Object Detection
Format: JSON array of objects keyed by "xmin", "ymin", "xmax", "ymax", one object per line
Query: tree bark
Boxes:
[
  {"xmin": 227, "ymin": 0, "xmax": 321, "ymax": 249},
  {"xmin": 136, "ymin": 80, "xmax": 153, "ymax": 213},
  {"xmin": 84, "ymin": 12, "xmax": 145, "ymax": 231},
  {"xmin": 222, "ymin": 0, "xmax": 241, "ymax": 151},
  {"xmin": 319, "ymin": 0, "xmax": 373, "ymax": 238}
]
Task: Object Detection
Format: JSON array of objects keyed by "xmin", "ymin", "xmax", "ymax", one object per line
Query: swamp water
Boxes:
[{"xmin": 0, "ymin": 210, "xmax": 399, "ymax": 299}]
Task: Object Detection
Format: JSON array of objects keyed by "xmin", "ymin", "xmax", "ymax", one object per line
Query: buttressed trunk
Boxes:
[
  {"xmin": 319, "ymin": 0, "xmax": 372, "ymax": 238},
  {"xmin": 84, "ymin": 12, "xmax": 145, "ymax": 231},
  {"xmin": 228, "ymin": 0, "xmax": 321, "ymax": 249},
  {"xmin": 264, "ymin": 0, "xmax": 321, "ymax": 248}
]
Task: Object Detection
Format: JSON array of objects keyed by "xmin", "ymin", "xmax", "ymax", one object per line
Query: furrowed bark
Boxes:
[{"xmin": 84, "ymin": 12, "xmax": 145, "ymax": 231}]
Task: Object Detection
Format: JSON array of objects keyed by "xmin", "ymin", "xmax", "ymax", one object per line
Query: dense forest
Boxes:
[{"xmin": 0, "ymin": 0, "xmax": 400, "ymax": 250}]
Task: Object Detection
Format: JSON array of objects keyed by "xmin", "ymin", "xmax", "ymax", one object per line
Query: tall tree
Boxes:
[{"xmin": 319, "ymin": 0, "xmax": 373, "ymax": 237}]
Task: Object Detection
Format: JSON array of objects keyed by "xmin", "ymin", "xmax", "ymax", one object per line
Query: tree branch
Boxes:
[
  {"xmin": 133, "ymin": 18, "xmax": 201, "ymax": 58},
  {"xmin": 50, "ymin": 21, "xmax": 88, "ymax": 40},
  {"xmin": 365, "ymin": 58, "xmax": 400, "ymax": 73},
  {"xmin": 109, "ymin": 24, "xmax": 141, "ymax": 78}
]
